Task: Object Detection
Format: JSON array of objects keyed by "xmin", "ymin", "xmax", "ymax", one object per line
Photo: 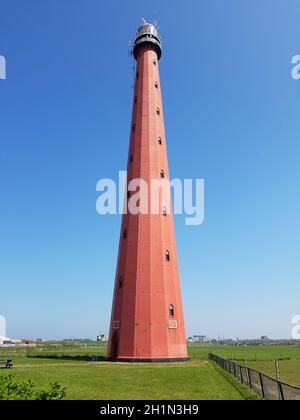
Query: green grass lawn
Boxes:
[
  {"xmin": 188, "ymin": 344, "xmax": 300, "ymax": 361},
  {"xmin": 2, "ymin": 343, "xmax": 299, "ymax": 363},
  {"xmin": 247, "ymin": 360, "xmax": 300, "ymax": 388},
  {"xmin": 0, "ymin": 360, "xmax": 259, "ymax": 400},
  {"xmin": 1, "ymin": 343, "xmax": 299, "ymax": 400},
  {"xmin": 195, "ymin": 344, "xmax": 300, "ymax": 390}
]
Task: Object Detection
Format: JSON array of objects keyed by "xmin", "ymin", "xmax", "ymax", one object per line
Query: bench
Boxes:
[{"xmin": 0, "ymin": 359, "xmax": 13, "ymax": 368}]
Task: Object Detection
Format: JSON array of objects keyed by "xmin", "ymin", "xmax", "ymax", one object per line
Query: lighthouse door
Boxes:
[{"xmin": 112, "ymin": 332, "xmax": 119, "ymax": 359}]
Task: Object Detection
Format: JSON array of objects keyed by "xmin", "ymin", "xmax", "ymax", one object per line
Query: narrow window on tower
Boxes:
[
  {"xmin": 157, "ymin": 137, "xmax": 162, "ymax": 145},
  {"xmin": 127, "ymin": 191, "xmax": 131, "ymax": 199},
  {"xmin": 154, "ymin": 81, "xmax": 158, "ymax": 88},
  {"xmin": 160, "ymin": 169, "xmax": 164, "ymax": 178},
  {"xmin": 123, "ymin": 228, "xmax": 127, "ymax": 239},
  {"xmin": 119, "ymin": 277, "xmax": 123, "ymax": 289},
  {"xmin": 134, "ymin": 96, "xmax": 137, "ymax": 103},
  {"xmin": 169, "ymin": 304, "xmax": 174, "ymax": 317},
  {"xmin": 165, "ymin": 250, "xmax": 170, "ymax": 261},
  {"xmin": 156, "ymin": 107, "xmax": 160, "ymax": 115},
  {"xmin": 132, "ymin": 124, "xmax": 136, "ymax": 132},
  {"xmin": 162, "ymin": 207, "xmax": 167, "ymax": 216},
  {"xmin": 136, "ymin": 71, "xmax": 139, "ymax": 79},
  {"xmin": 130, "ymin": 153, "xmax": 133, "ymax": 162}
]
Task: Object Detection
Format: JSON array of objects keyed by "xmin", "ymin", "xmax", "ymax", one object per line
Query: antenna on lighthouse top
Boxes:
[
  {"xmin": 153, "ymin": 10, "xmax": 158, "ymax": 29},
  {"xmin": 141, "ymin": 17, "xmax": 147, "ymax": 25},
  {"xmin": 128, "ymin": 40, "xmax": 133, "ymax": 57},
  {"xmin": 128, "ymin": 40, "xmax": 136, "ymax": 89}
]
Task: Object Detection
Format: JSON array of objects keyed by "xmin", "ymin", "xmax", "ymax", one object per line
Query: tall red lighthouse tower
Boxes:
[{"xmin": 107, "ymin": 19, "xmax": 188, "ymax": 362}]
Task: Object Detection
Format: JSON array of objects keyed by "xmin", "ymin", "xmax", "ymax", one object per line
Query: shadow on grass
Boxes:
[{"xmin": 27, "ymin": 354, "xmax": 107, "ymax": 362}]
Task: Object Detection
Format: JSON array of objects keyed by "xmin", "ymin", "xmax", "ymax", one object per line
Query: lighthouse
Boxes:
[{"xmin": 107, "ymin": 19, "xmax": 188, "ymax": 362}]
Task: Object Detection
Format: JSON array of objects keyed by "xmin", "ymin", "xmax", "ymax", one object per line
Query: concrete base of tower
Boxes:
[{"xmin": 107, "ymin": 357, "xmax": 190, "ymax": 363}]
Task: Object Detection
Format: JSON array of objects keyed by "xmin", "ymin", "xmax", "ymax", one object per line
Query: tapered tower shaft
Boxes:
[{"xmin": 107, "ymin": 21, "xmax": 188, "ymax": 362}]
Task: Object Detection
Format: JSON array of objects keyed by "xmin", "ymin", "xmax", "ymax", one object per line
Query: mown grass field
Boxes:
[
  {"xmin": 0, "ymin": 359, "xmax": 258, "ymax": 400},
  {"xmin": 3, "ymin": 343, "xmax": 299, "ymax": 362},
  {"xmin": 247, "ymin": 360, "xmax": 300, "ymax": 387},
  {"xmin": 1, "ymin": 343, "xmax": 300, "ymax": 399},
  {"xmin": 189, "ymin": 343, "xmax": 300, "ymax": 361},
  {"xmin": 191, "ymin": 344, "xmax": 300, "ymax": 388}
]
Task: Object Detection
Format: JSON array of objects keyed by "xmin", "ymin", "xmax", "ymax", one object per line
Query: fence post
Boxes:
[
  {"xmin": 275, "ymin": 360, "xmax": 280, "ymax": 381},
  {"xmin": 277, "ymin": 382, "xmax": 284, "ymax": 401},
  {"xmin": 248, "ymin": 368, "xmax": 252, "ymax": 389},
  {"xmin": 244, "ymin": 356, "xmax": 248, "ymax": 385},
  {"xmin": 240, "ymin": 365, "xmax": 243, "ymax": 384},
  {"xmin": 259, "ymin": 372, "xmax": 265, "ymax": 399}
]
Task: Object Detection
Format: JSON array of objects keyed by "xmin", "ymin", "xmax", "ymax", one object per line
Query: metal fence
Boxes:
[{"xmin": 209, "ymin": 353, "xmax": 300, "ymax": 400}]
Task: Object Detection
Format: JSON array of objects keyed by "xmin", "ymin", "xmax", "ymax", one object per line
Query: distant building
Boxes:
[
  {"xmin": 261, "ymin": 336, "xmax": 269, "ymax": 340},
  {"xmin": 0, "ymin": 336, "xmax": 12, "ymax": 346},
  {"xmin": 0, "ymin": 336, "xmax": 36, "ymax": 348},
  {"xmin": 192, "ymin": 335, "xmax": 212, "ymax": 343}
]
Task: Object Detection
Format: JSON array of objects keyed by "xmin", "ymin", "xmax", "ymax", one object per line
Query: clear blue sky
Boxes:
[{"xmin": 1, "ymin": 0, "xmax": 299, "ymax": 340}]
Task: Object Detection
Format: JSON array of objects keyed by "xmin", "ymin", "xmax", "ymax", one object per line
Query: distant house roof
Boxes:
[{"xmin": 0, "ymin": 336, "xmax": 12, "ymax": 342}]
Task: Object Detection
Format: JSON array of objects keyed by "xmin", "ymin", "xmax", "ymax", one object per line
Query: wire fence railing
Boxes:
[{"xmin": 209, "ymin": 353, "xmax": 300, "ymax": 400}]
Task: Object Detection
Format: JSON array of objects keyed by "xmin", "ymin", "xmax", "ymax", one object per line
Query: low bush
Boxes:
[{"xmin": 0, "ymin": 375, "xmax": 66, "ymax": 400}]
